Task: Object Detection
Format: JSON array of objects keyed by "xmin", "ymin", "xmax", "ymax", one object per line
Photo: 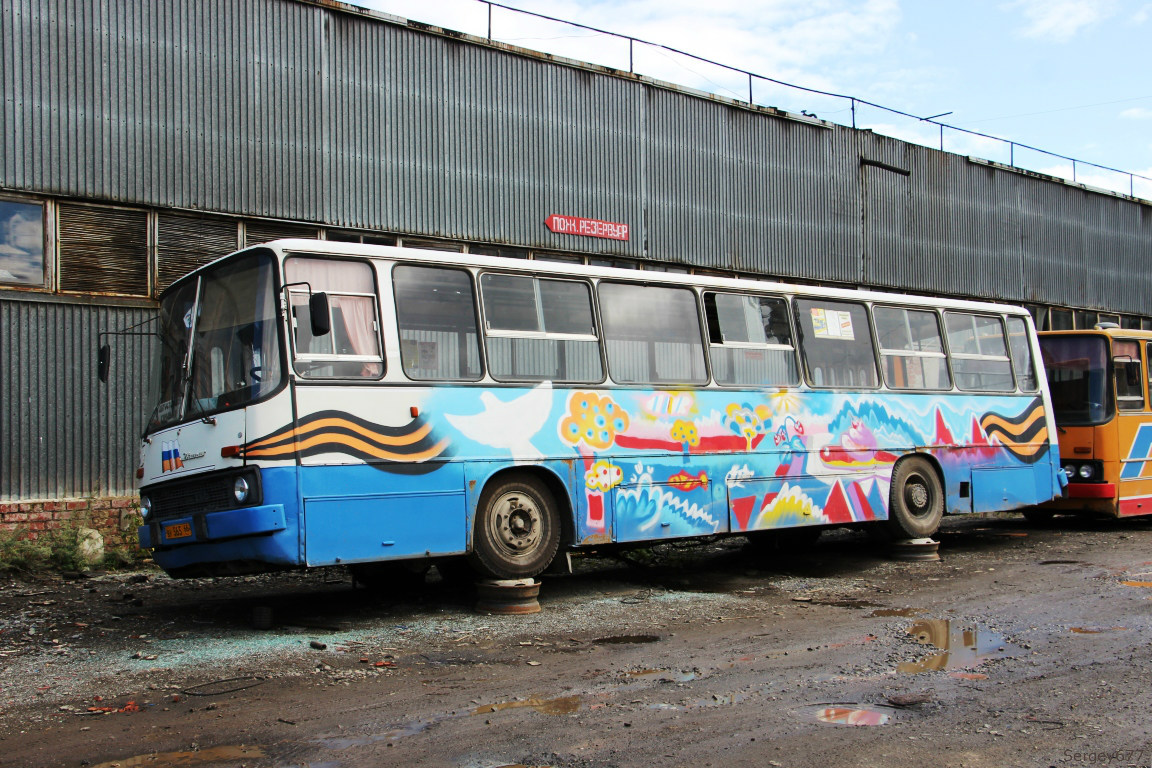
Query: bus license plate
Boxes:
[{"xmin": 164, "ymin": 522, "xmax": 193, "ymax": 540}]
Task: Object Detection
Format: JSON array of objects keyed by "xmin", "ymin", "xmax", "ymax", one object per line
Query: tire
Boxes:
[
  {"xmin": 886, "ymin": 456, "xmax": 944, "ymax": 539},
  {"xmin": 468, "ymin": 475, "xmax": 561, "ymax": 580}
]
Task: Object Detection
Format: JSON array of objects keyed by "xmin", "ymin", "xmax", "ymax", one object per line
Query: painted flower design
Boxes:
[
  {"xmin": 670, "ymin": 419, "xmax": 700, "ymax": 446},
  {"xmin": 561, "ymin": 392, "xmax": 630, "ymax": 450},
  {"xmin": 725, "ymin": 402, "xmax": 772, "ymax": 449},
  {"xmin": 584, "ymin": 460, "xmax": 623, "ymax": 492}
]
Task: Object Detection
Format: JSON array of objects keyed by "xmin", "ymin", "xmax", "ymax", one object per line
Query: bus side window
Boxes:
[
  {"xmin": 480, "ymin": 273, "xmax": 603, "ymax": 383},
  {"xmin": 285, "ymin": 257, "xmax": 384, "ymax": 379},
  {"xmin": 873, "ymin": 306, "xmax": 951, "ymax": 391},
  {"xmin": 793, "ymin": 298, "xmax": 878, "ymax": 389},
  {"xmin": 1147, "ymin": 341, "xmax": 1152, "ymax": 406},
  {"xmin": 393, "ymin": 264, "xmax": 483, "ymax": 381},
  {"xmin": 1005, "ymin": 316, "xmax": 1039, "ymax": 393},
  {"xmin": 703, "ymin": 292, "xmax": 799, "ymax": 387},
  {"xmin": 598, "ymin": 282, "xmax": 707, "ymax": 386},
  {"xmin": 944, "ymin": 311, "xmax": 1014, "ymax": 392},
  {"xmin": 1114, "ymin": 339, "xmax": 1144, "ymax": 410}
]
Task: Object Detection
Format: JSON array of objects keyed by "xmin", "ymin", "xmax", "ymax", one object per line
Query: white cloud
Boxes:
[
  {"xmin": 1006, "ymin": 0, "xmax": 1116, "ymax": 42},
  {"xmin": 1134, "ymin": 3, "xmax": 1152, "ymax": 23},
  {"xmin": 4, "ymin": 211, "xmax": 42, "ymax": 254},
  {"xmin": 360, "ymin": 0, "xmax": 902, "ymax": 91},
  {"xmin": 1120, "ymin": 107, "xmax": 1152, "ymax": 120}
]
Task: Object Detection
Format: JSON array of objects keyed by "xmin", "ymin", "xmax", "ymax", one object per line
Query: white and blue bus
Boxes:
[{"xmin": 127, "ymin": 240, "xmax": 1065, "ymax": 581}]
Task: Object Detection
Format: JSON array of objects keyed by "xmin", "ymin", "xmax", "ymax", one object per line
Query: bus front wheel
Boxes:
[
  {"xmin": 469, "ymin": 475, "xmax": 561, "ymax": 580},
  {"xmin": 887, "ymin": 457, "xmax": 944, "ymax": 539}
]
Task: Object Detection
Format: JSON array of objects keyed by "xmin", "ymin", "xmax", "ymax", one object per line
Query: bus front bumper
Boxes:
[
  {"xmin": 1065, "ymin": 482, "xmax": 1116, "ymax": 499},
  {"xmin": 139, "ymin": 504, "xmax": 287, "ymax": 549}
]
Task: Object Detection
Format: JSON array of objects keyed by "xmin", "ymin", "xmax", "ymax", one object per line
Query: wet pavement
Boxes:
[{"xmin": 4, "ymin": 513, "xmax": 1152, "ymax": 767}]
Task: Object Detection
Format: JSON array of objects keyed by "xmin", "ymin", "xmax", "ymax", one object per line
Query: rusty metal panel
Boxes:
[
  {"xmin": 0, "ymin": 295, "xmax": 156, "ymax": 501},
  {"xmin": 1, "ymin": 0, "xmax": 1151, "ymax": 311},
  {"xmin": 857, "ymin": 139, "xmax": 1039, "ymax": 304},
  {"xmin": 728, "ymin": 110, "xmax": 859, "ymax": 283},
  {"xmin": 1020, "ymin": 179, "xmax": 1093, "ymax": 309},
  {"xmin": 325, "ymin": 20, "xmax": 647, "ymax": 256},
  {"xmin": 643, "ymin": 89, "xmax": 734, "ymax": 270},
  {"xmin": 1083, "ymin": 196, "xmax": 1152, "ymax": 315}
]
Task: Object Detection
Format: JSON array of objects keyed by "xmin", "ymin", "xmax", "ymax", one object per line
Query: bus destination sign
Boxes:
[{"xmin": 545, "ymin": 214, "xmax": 629, "ymax": 241}]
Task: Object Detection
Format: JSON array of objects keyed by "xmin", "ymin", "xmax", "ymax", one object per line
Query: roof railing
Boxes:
[{"xmin": 474, "ymin": 0, "xmax": 1150, "ymax": 201}]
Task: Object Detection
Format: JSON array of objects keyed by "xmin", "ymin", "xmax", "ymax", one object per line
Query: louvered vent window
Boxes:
[
  {"xmin": 157, "ymin": 214, "xmax": 239, "ymax": 291},
  {"xmin": 400, "ymin": 238, "xmax": 464, "ymax": 252},
  {"xmin": 58, "ymin": 204, "xmax": 149, "ymax": 295},
  {"xmin": 244, "ymin": 221, "xmax": 319, "ymax": 247}
]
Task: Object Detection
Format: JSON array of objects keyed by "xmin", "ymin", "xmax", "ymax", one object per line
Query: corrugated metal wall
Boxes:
[
  {"xmin": 2, "ymin": 0, "xmax": 1152, "ymax": 502},
  {"xmin": 2, "ymin": 0, "xmax": 1149, "ymax": 309},
  {"xmin": 0, "ymin": 296, "xmax": 155, "ymax": 501}
]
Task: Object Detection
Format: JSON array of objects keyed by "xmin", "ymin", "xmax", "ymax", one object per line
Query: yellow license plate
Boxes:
[{"xmin": 164, "ymin": 522, "xmax": 193, "ymax": 540}]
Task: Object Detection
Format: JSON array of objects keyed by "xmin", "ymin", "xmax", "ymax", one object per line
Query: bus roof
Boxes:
[
  {"xmin": 177, "ymin": 237, "xmax": 1037, "ymax": 318},
  {"xmin": 1040, "ymin": 327, "xmax": 1152, "ymax": 339}
]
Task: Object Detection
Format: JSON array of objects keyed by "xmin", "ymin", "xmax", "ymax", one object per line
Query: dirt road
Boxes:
[{"xmin": 3, "ymin": 514, "xmax": 1152, "ymax": 768}]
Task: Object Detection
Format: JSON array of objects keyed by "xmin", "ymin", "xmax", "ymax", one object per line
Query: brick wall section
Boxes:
[{"xmin": 0, "ymin": 497, "xmax": 140, "ymax": 540}]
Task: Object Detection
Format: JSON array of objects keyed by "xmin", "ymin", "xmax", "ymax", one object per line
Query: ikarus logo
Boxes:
[{"xmin": 161, "ymin": 440, "xmax": 185, "ymax": 473}]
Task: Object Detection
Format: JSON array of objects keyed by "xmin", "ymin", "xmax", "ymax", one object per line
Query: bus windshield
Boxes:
[
  {"xmin": 148, "ymin": 252, "xmax": 282, "ymax": 431},
  {"xmin": 1039, "ymin": 334, "xmax": 1113, "ymax": 425}
]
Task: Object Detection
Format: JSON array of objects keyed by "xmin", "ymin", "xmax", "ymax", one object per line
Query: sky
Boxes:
[{"xmin": 355, "ymin": 0, "xmax": 1152, "ymax": 200}]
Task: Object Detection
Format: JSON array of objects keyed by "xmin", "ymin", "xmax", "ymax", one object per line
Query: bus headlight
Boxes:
[
  {"xmin": 233, "ymin": 476, "xmax": 250, "ymax": 504},
  {"xmin": 1062, "ymin": 463, "xmax": 1077, "ymax": 480},
  {"xmin": 139, "ymin": 495, "xmax": 152, "ymax": 518},
  {"xmin": 1077, "ymin": 464, "xmax": 1095, "ymax": 480}
]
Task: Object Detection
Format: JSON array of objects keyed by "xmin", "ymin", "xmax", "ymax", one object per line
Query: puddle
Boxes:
[
  {"xmin": 646, "ymin": 691, "xmax": 752, "ymax": 711},
  {"xmin": 317, "ymin": 695, "xmax": 582, "ymax": 751},
  {"xmin": 593, "ymin": 635, "xmax": 660, "ymax": 644},
  {"xmin": 317, "ymin": 719, "xmax": 432, "ymax": 749},
  {"xmin": 813, "ymin": 598, "xmax": 882, "ymax": 609},
  {"xmin": 947, "ymin": 671, "xmax": 988, "ymax": 680},
  {"xmin": 1070, "ymin": 626, "xmax": 1127, "ymax": 634},
  {"xmin": 870, "ymin": 607, "xmax": 919, "ymax": 617},
  {"xmin": 1119, "ymin": 581, "xmax": 1152, "ymax": 587},
  {"xmin": 897, "ymin": 619, "xmax": 1019, "ymax": 674},
  {"xmin": 812, "ymin": 706, "xmax": 890, "ymax": 726},
  {"xmin": 92, "ymin": 746, "xmax": 266, "ymax": 768},
  {"xmin": 474, "ymin": 695, "xmax": 582, "ymax": 716}
]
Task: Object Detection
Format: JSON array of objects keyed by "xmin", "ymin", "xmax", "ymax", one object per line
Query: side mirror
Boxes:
[
  {"xmin": 309, "ymin": 292, "xmax": 331, "ymax": 337},
  {"xmin": 98, "ymin": 344, "xmax": 110, "ymax": 383}
]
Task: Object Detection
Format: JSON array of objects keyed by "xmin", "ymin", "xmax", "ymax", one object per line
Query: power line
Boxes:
[{"xmin": 960, "ymin": 95, "xmax": 1152, "ymax": 125}]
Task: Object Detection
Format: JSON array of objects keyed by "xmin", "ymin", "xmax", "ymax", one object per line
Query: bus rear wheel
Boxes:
[
  {"xmin": 887, "ymin": 456, "xmax": 944, "ymax": 539},
  {"xmin": 469, "ymin": 475, "xmax": 560, "ymax": 580}
]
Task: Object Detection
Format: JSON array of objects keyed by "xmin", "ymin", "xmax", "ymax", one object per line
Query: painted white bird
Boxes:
[{"xmin": 444, "ymin": 384, "xmax": 554, "ymax": 459}]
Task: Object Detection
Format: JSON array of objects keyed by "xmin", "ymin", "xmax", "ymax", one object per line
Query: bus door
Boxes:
[
  {"xmin": 286, "ymin": 257, "xmax": 466, "ymax": 565},
  {"xmin": 1115, "ymin": 339, "xmax": 1152, "ymax": 515}
]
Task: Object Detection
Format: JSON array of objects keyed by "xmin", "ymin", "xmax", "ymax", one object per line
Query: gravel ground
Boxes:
[{"xmin": 3, "ymin": 513, "xmax": 1152, "ymax": 768}]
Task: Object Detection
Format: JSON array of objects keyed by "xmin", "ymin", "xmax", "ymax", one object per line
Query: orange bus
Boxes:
[{"xmin": 1037, "ymin": 326, "xmax": 1152, "ymax": 519}]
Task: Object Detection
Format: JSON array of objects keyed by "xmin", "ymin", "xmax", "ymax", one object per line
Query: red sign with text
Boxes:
[{"xmin": 545, "ymin": 214, "xmax": 629, "ymax": 241}]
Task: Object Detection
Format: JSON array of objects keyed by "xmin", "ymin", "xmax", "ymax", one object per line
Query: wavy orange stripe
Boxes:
[
  {"xmin": 981, "ymin": 407, "xmax": 1044, "ymax": 434},
  {"xmin": 244, "ymin": 418, "xmax": 433, "ymax": 451},
  {"xmin": 244, "ymin": 431, "xmax": 449, "ymax": 462}
]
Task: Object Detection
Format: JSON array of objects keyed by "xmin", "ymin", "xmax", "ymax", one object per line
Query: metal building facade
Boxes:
[{"xmin": 1, "ymin": 0, "xmax": 1151, "ymax": 501}]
